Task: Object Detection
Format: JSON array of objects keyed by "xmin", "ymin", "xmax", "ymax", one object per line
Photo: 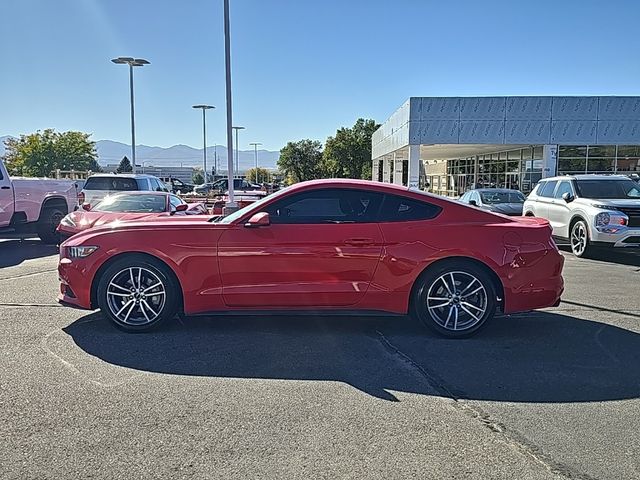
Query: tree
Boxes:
[
  {"xmin": 2, "ymin": 129, "xmax": 97, "ymax": 177},
  {"xmin": 192, "ymin": 170, "xmax": 205, "ymax": 185},
  {"xmin": 246, "ymin": 167, "xmax": 270, "ymax": 184},
  {"xmin": 88, "ymin": 158, "xmax": 103, "ymax": 173},
  {"xmin": 116, "ymin": 156, "xmax": 133, "ymax": 173},
  {"xmin": 277, "ymin": 139, "xmax": 324, "ymax": 184},
  {"xmin": 322, "ymin": 118, "xmax": 380, "ymax": 180}
]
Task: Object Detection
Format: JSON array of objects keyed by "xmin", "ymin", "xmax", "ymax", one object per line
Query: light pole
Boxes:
[
  {"xmin": 249, "ymin": 142, "xmax": 262, "ymax": 183},
  {"xmin": 223, "ymin": 0, "xmax": 236, "ymax": 212},
  {"xmin": 111, "ymin": 57, "xmax": 150, "ymax": 172},
  {"xmin": 192, "ymin": 105, "xmax": 215, "ymax": 182},
  {"xmin": 214, "ymin": 143, "xmax": 218, "ymax": 179},
  {"xmin": 232, "ymin": 126, "xmax": 245, "ymax": 177}
]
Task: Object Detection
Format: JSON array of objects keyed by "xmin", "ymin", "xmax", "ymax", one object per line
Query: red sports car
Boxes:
[
  {"xmin": 58, "ymin": 179, "xmax": 564, "ymax": 338},
  {"xmin": 57, "ymin": 191, "xmax": 208, "ymax": 241}
]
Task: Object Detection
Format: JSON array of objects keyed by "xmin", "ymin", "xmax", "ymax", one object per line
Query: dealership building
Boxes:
[{"xmin": 372, "ymin": 96, "xmax": 640, "ymax": 196}]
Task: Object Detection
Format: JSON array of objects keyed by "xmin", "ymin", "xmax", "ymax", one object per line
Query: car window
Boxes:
[
  {"xmin": 554, "ymin": 181, "xmax": 574, "ymax": 199},
  {"xmin": 574, "ymin": 179, "xmax": 640, "ymax": 199},
  {"xmin": 83, "ymin": 177, "xmax": 138, "ymax": 191},
  {"xmin": 460, "ymin": 192, "xmax": 470, "ymax": 202},
  {"xmin": 265, "ymin": 188, "xmax": 383, "ymax": 224},
  {"xmin": 537, "ymin": 181, "xmax": 558, "ymax": 198},
  {"xmin": 169, "ymin": 195, "xmax": 183, "ymax": 210},
  {"xmin": 136, "ymin": 178, "xmax": 150, "ymax": 190},
  {"xmin": 471, "ymin": 192, "xmax": 480, "ymax": 203},
  {"xmin": 377, "ymin": 194, "xmax": 442, "ymax": 222},
  {"xmin": 93, "ymin": 193, "xmax": 167, "ymax": 212},
  {"xmin": 480, "ymin": 191, "xmax": 526, "ymax": 204}
]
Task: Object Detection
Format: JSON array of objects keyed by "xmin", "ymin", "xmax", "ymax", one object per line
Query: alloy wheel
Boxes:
[
  {"xmin": 425, "ymin": 271, "xmax": 488, "ymax": 331},
  {"xmin": 106, "ymin": 267, "xmax": 166, "ymax": 325},
  {"xmin": 571, "ymin": 222, "xmax": 587, "ymax": 256}
]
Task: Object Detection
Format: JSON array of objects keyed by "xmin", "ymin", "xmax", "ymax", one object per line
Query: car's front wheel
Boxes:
[
  {"xmin": 97, "ymin": 256, "xmax": 179, "ymax": 332},
  {"xmin": 570, "ymin": 219, "xmax": 592, "ymax": 258},
  {"xmin": 412, "ymin": 261, "xmax": 496, "ymax": 338}
]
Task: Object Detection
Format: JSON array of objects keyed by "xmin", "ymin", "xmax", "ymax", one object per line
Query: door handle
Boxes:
[
  {"xmin": 344, "ymin": 238, "xmax": 374, "ymax": 246},
  {"xmin": 1, "ymin": 186, "xmax": 9, "ymax": 190}
]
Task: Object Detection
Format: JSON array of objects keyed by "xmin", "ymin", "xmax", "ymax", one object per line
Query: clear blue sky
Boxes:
[{"xmin": 2, "ymin": 0, "xmax": 640, "ymax": 151}]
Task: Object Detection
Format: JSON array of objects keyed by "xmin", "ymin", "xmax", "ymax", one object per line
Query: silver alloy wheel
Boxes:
[
  {"xmin": 426, "ymin": 271, "xmax": 488, "ymax": 331},
  {"xmin": 571, "ymin": 222, "xmax": 587, "ymax": 256},
  {"xmin": 106, "ymin": 267, "xmax": 166, "ymax": 325}
]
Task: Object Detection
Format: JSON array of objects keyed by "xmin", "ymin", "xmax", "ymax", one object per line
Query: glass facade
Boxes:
[
  {"xmin": 423, "ymin": 144, "xmax": 640, "ymax": 197},
  {"xmin": 557, "ymin": 145, "xmax": 640, "ymax": 175},
  {"xmin": 424, "ymin": 146, "xmax": 543, "ymax": 197}
]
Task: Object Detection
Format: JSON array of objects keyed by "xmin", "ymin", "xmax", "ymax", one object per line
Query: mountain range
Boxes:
[{"xmin": 0, "ymin": 136, "xmax": 280, "ymax": 172}]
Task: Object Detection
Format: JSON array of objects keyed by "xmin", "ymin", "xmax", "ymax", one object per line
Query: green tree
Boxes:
[
  {"xmin": 116, "ymin": 156, "xmax": 133, "ymax": 173},
  {"xmin": 246, "ymin": 167, "xmax": 270, "ymax": 184},
  {"xmin": 2, "ymin": 129, "xmax": 97, "ymax": 177},
  {"xmin": 192, "ymin": 170, "xmax": 205, "ymax": 185},
  {"xmin": 88, "ymin": 158, "xmax": 103, "ymax": 173},
  {"xmin": 277, "ymin": 139, "xmax": 323, "ymax": 184},
  {"xmin": 322, "ymin": 118, "xmax": 379, "ymax": 180}
]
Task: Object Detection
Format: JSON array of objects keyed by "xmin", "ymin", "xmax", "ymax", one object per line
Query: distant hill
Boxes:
[{"xmin": 1, "ymin": 136, "xmax": 280, "ymax": 171}]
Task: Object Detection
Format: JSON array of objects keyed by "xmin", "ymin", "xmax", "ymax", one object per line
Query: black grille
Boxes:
[{"xmin": 616, "ymin": 207, "xmax": 640, "ymax": 228}]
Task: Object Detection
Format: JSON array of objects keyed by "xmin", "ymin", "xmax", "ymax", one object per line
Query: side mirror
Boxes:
[
  {"xmin": 171, "ymin": 204, "xmax": 189, "ymax": 215},
  {"xmin": 562, "ymin": 192, "xmax": 574, "ymax": 203},
  {"xmin": 469, "ymin": 200, "xmax": 477, "ymax": 206},
  {"xmin": 82, "ymin": 203, "xmax": 91, "ymax": 211},
  {"xmin": 244, "ymin": 212, "xmax": 270, "ymax": 228}
]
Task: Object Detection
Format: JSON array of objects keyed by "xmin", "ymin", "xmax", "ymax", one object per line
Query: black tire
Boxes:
[
  {"xmin": 569, "ymin": 219, "xmax": 592, "ymax": 258},
  {"xmin": 37, "ymin": 207, "xmax": 65, "ymax": 244},
  {"xmin": 412, "ymin": 261, "xmax": 496, "ymax": 338},
  {"xmin": 96, "ymin": 255, "xmax": 179, "ymax": 332}
]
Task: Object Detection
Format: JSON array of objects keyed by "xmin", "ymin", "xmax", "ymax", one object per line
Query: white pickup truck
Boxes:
[{"xmin": 0, "ymin": 160, "xmax": 78, "ymax": 243}]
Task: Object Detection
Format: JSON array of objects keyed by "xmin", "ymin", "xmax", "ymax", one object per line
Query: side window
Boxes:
[
  {"xmin": 136, "ymin": 178, "xmax": 150, "ymax": 191},
  {"xmin": 169, "ymin": 195, "xmax": 183, "ymax": 210},
  {"xmin": 377, "ymin": 194, "xmax": 442, "ymax": 222},
  {"xmin": 471, "ymin": 192, "xmax": 480, "ymax": 204},
  {"xmin": 554, "ymin": 181, "xmax": 574, "ymax": 199},
  {"xmin": 537, "ymin": 181, "xmax": 558, "ymax": 198},
  {"xmin": 265, "ymin": 188, "xmax": 383, "ymax": 224},
  {"xmin": 460, "ymin": 192, "xmax": 470, "ymax": 202}
]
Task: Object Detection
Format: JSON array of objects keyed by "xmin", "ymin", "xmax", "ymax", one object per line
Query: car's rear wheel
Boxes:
[
  {"xmin": 97, "ymin": 256, "xmax": 179, "ymax": 332},
  {"xmin": 412, "ymin": 261, "xmax": 496, "ymax": 338},
  {"xmin": 570, "ymin": 219, "xmax": 592, "ymax": 258}
]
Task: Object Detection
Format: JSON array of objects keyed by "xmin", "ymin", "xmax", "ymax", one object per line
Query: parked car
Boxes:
[
  {"xmin": 193, "ymin": 178, "xmax": 261, "ymax": 196},
  {"xmin": 210, "ymin": 191, "xmax": 269, "ymax": 214},
  {"xmin": 159, "ymin": 176, "xmax": 194, "ymax": 194},
  {"xmin": 78, "ymin": 174, "xmax": 168, "ymax": 206},
  {"xmin": 0, "ymin": 160, "xmax": 78, "ymax": 243},
  {"xmin": 58, "ymin": 179, "xmax": 564, "ymax": 338},
  {"xmin": 459, "ymin": 188, "xmax": 525, "ymax": 216},
  {"xmin": 57, "ymin": 191, "xmax": 208, "ymax": 241},
  {"xmin": 523, "ymin": 174, "xmax": 640, "ymax": 257}
]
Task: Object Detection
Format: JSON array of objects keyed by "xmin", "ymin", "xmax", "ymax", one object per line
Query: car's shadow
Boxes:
[
  {"xmin": 63, "ymin": 311, "xmax": 640, "ymax": 403},
  {"xmin": 0, "ymin": 239, "xmax": 57, "ymax": 268},
  {"xmin": 558, "ymin": 244, "xmax": 640, "ymax": 267}
]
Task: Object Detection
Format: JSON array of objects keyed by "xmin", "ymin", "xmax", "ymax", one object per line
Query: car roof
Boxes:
[
  {"xmin": 86, "ymin": 173, "xmax": 159, "ymax": 179},
  {"xmin": 542, "ymin": 174, "xmax": 631, "ymax": 181},
  {"xmin": 96, "ymin": 191, "xmax": 170, "ymax": 198},
  {"xmin": 471, "ymin": 188, "xmax": 521, "ymax": 193}
]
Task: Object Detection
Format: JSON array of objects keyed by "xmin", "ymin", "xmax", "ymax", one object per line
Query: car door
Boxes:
[
  {"xmin": 0, "ymin": 164, "xmax": 14, "ymax": 227},
  {"xmin": 529, "ymin": 180, "xmax": 557, "ymax": 223},
  {"xmin": 547, "ymin": 180, "xmax": 574, "ymax": 238},
  {"xmin": 217, "ymin": 187, "xmax": 384, "ymax": 308}
]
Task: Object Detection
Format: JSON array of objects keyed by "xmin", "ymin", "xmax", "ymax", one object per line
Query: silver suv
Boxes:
[{"xmin": 523, "ymin": 174, "xmax": 640, "ymax": 257}]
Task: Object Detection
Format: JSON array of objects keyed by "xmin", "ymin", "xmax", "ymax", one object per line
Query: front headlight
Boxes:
[
  {"xmin": 60, "ymin": 215, "xmax": 76, "ymax": 227},
  {"xmin": 67, "ymin": 246, "xmax": 98, "ymax": 258},
  {"xmin": 595, "ymin": 212, "xmax": 610, "ymax": 226}
]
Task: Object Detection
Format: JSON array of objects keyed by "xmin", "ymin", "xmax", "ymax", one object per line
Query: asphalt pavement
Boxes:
[{"xmin": 1, "ymin": 239, "xmax": 639, "ymax": 479}]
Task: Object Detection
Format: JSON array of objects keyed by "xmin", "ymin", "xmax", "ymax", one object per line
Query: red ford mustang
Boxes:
[
  {"xmin": 58, "ymin": 179, "xmax": 564, "ymax": 337},
  {"xmin": 57, "ymin": 191, "xmax": 208, "ymax": 241}
]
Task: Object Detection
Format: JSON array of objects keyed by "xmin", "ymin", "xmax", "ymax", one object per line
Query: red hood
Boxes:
[{"xmin": 59, "ymin": 210, "xmax": 171, "ymax": 234}]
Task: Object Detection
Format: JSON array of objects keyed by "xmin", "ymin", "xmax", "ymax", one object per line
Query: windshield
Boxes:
[
  {"xmin": 93, "ymin": 194, "xmax": 167, "ymax": 213},
  {"xmin": 575, "ymin": 179, "xmax": 640, "ymax": 199},
  {"xmin": 479, "ymin": 191, "xmax": 525, "ymax": 204},
  {"xmin": 218, "ymin": 186, "xmax": 291, "ymax": 224}
]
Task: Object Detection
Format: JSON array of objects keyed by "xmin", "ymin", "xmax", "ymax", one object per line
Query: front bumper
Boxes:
[
  {"xmin": 58, "ymin": 257, "xmax": 93, "ymax": 310},
  {"xmin": 591, "ymin": 226, "xmax": 640, "ymax": 247}
]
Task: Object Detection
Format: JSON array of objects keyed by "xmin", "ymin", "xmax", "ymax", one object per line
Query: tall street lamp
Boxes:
[
  {"xmin": 249, "ymin": 142, "xmax": 262, "ymax": 183},
  {"xmin": 111, "ymin": 57, "xmax": 150, "ymax": 172},
  {"xmin": 192, "ymin": 104, "xmax": 215, "ymax": 182},
  {"xmin": 232, "ymin": 126, "xmax": 245, "ymax": 177},
  {"xmin": 223, "ymin": 0, "xmax": 236, "ymax": 212}
]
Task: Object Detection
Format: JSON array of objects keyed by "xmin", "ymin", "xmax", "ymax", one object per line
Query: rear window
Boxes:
[
  {"xmin": 378, "ymin": 194, "xmax": 442, "ymax": 222},
  {"xmin": 83, "ymin": 177, "xmax": 139, "ymax": 191}
]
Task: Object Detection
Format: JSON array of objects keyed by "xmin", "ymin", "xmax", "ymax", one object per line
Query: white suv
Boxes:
[
  {"xmin": 523, "ymin": 174, "xmax": 640, "ymax": 257},
  {"xmin": 79, "ymin": 174, "xmax": 168, "ymax": 206}
]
